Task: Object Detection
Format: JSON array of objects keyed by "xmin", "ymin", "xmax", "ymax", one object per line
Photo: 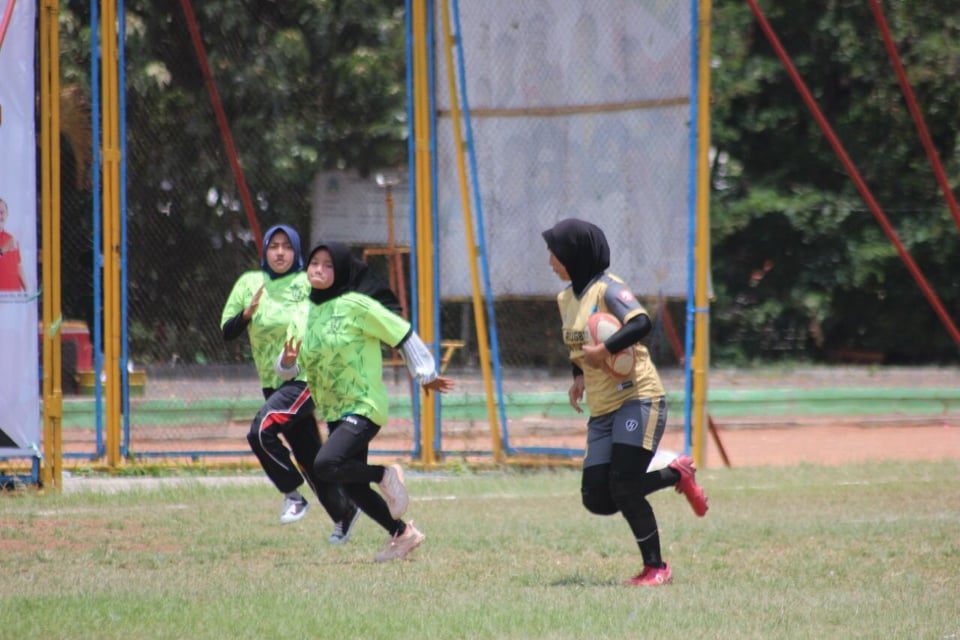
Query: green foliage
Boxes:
[
  {"xmin": 712, "ymin": 0, "xmax": 960, "ymax": 363},
  {"xmin": 58, "ymin": 0, "xmax": 407, "ymax": 364}
]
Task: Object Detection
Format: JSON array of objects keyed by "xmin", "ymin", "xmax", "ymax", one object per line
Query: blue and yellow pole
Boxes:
[
  {"xmin": 411, "ymin": 0, "xmax": 438, "ymax": 464},
  {"xmin": 691, "ymin": 0, "xmax": 713, "ymax": 466},
  {"xmin": 40, "ymin": 0, "xmax": 63, "ymax": 489},
  {"xmin": 100, "ymin": 0, "xmax": 123, "ymax": 469}
]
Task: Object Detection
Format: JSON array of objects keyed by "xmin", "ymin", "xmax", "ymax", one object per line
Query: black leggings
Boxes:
[
  {"xmin": 581, "ymin": 444, "xmax": 678, "ymax": 515},
  {"xmin": 581, "ymin": 444, "xmax": 680, "ymax": 566},
  {"xmin": 313, "ymin": 414, "xmax": 401, "ymax": 536},
  {"xmin": 247, "ymin": 381, "xmax": 351, "ymax": 522}
]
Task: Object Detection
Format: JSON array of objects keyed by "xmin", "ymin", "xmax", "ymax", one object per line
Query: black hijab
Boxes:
[
  {"xmin": 306, "ymin": 241, "xmax": 403, "ymax": 313},
  {"xmin": 541, "ymin": 218, "xmax": 610, "ymax": 296}
]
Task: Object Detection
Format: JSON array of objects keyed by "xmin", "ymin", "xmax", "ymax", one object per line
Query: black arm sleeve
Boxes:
[
  {"xmin": 603, "ymin": 314, "xmax": 651, "ymax": 354},
  {"xmin": 222, "ymin": 311, "xmax": 250, "ymax": 341},
  {"xmin": 571, "ymin": 363, "xmax": 583, "ymax": 379},
  {"xmin": 394, "ymin": 327, "xmax": 415, "ymax": 349}
]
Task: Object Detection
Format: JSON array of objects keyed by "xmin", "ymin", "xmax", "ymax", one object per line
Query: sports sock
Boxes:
[
  {"xmin": 285, "ymin": 490, "xmax": 304, "ymax": 502},
  {"xmin": 636, "ymin": 528, "xmax": 664, "ymax": 568},
  {"xmin": 661, "ymin": 467, "xmax": 681, "ymax": 486}
]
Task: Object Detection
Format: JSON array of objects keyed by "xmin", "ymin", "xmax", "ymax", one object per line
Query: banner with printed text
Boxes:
[{"xmin": 0, "ymin": 0, "xmax": 40, "ymax": 456}]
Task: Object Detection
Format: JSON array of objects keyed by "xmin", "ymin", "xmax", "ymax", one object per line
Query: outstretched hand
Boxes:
[
  {"xmin": 280, "ymin": 336, "xmax": 302, "ymax": 369},
  {"xmin": 243, "ymin": 284, "xmax": 265, "ymax": 320},
  {"xmin": 423, "ymin": 375, "xmax": 455, "ymax": 395}
]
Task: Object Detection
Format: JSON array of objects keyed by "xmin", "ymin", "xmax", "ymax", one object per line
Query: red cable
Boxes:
[
  {"xmin": 0, "ymin": 0, "xmax": 17, "ymax": 53},
  {"xmin": 744, "ymin": 0, "xmax": 960, "ymax": 347},
  {"xmin": 868, "ymin": 0, "xmax": 960, "ymax": 233},
  {"xmin": 179, "ymin": 0, "xmax": 263, "ymax": 254}
]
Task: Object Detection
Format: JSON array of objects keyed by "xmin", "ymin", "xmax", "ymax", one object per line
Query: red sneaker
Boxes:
[
  {"xmin": 669, "ymin": 455, "xmax": 709, "ymax": 517},
  {"xmin": 624, "ymin": 563, "xmax": 672, "ymax": 586}
]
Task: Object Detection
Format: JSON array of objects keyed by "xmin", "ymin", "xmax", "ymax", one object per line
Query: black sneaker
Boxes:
[{"xmin": 328, "ymin": 505, "xmax": 362, "ymax": 544}]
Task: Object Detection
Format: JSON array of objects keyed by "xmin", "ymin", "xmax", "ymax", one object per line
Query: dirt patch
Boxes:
[
  {"xmin": 52, "ymin": 365, "xmax": 960, "ymax": 469},
  {"xmin": 672, "ymin": 420, "xmax": 960, "ymax": 468},
  {"xmin": 56, "ymin": 415, "xmax": 958, "ymax": 470},
  {"xmin": 0, "ymin": 517, "xmax": 182, "ymax": 554},
  {"xmin": 368, "ymin": 418, "xmax": 960, "ymax": 468}
]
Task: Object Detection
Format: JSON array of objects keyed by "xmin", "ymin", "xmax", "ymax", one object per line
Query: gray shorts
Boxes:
[{"xmin": 583, "ymin": 396, "xmax": 668, "ymax": 469}]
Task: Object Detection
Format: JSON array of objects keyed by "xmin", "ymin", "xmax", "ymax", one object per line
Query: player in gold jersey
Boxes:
[{"xmin": 542, "ymin": 218, "xmax": 708, "ymax": 586}]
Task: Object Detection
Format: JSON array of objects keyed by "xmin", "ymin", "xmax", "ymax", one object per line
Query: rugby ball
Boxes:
[{"xmin": 584, "ymin": 312, "xmax": 636, "ymax": 379}]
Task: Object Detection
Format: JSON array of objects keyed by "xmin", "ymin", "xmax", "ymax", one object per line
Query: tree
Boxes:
[
  {"xmin": 710, "ymin": 0, "xmax": 960, "ymax": 363},
  {"xmin": 58, "ymin": 0, "xmax": 407, "ymax": 364}
]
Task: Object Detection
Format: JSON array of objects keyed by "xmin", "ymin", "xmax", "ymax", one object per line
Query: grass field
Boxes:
[{"xmin": 2, "ymin": 461, "xmax": 958, "ymax": 639}]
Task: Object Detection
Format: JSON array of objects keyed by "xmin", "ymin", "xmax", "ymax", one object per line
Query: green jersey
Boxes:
[
  {"xmin": 221, "ymin": 270, "xmax": 310, "ymax": 388},
  {"xmin": 291, "ymin": 292, "xmax": 410, "ymax": 426}
]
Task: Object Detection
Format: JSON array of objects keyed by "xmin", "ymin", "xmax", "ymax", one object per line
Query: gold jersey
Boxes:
[{"xmin": 556, "ymin": 274, "xmax": 664, "ymax": 416}]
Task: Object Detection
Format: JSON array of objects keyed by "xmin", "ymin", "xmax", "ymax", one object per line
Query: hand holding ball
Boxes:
[{"xmin": 584, "ymin": 313, "xmax": 636, "ymax": 379}]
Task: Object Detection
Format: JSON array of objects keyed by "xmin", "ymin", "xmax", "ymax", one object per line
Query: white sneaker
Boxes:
[
  {"xmin": 378, "ymin": 464, "xmax": 409, "ymax": 519},
  {"xmin": 328, "ymin": 505, "xmax": 362, "ymax": 545},
  {"xmin": 374, "ymin": 522, "xmax": 425, "ymax": 562},
  {"xmin": 279, "ymin": 496, "xmax": 309, "ymax": 524}
]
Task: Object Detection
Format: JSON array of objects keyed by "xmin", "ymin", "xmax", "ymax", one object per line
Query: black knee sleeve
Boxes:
[
  {"xmin": 581, "ymin": 464, "xmax": 619, "ymax": 515},
  {"xmin": 609, "ymin": 444, "xmax": 656, "ymax": 516},
  {"xmin": 609, "ymin": 477, "xmax": 655, "ymax": 521}
]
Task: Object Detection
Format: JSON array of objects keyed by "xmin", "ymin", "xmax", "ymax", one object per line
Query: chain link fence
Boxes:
[{"xmin": 54, "ymin": 1, "xmax": 692, "ymax": 463}]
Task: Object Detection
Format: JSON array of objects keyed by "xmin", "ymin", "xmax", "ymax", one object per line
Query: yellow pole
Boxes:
[
  {"xmin": 101, "ymin": 0, "xmax": 123, "ymax": 469},
  {"xmin": 40, "ymin": 0, "xmax": 63, "ymax": 490},
  {"xmin": 411, "ymin": 0, "xmax": 436, "ymax": 464},
  {"xmin": 439, "ymin": 0, "xmax": 504, "ymax": 461},
  {"xmin": 692, "ymin": 0, "xmax": 713, "ymax": 467}
]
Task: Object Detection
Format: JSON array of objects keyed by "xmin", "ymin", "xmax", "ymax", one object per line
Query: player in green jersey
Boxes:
[
  {"xmin": 542, "ymin": 218, "xmax": 708, "ymax": 586},
  {"xmin": 221, "ymin": 225, "xmax": 358, "ymax": 542},
  {"xmin": 277, "ymin": 241, "xmax": 454, "ymax": 562}
]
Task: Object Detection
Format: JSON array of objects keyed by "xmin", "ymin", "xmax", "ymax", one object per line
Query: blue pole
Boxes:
[
  {"xmin": 404, "ymin": 0, "xmax": 421, "ymax": 459},
  {"xmin": 449, "ymin": 0, "xmax": 511, "ymax": 452},
  {"xmin": 90, "ymin": 0, "xmax": 104, "ymax": 458},
  {"xmin": 682, "ymin": 0, "xmax": 701, "ymax": 456},
  {"xmin": 118, "ymin": 0, "xmax": 130, "ymax": 457},
  {"xmin": 426, "ymin": 0, "xmax": 443, "ymax": 456}
]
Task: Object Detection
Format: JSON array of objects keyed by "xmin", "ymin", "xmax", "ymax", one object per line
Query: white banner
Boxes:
[
  {"xmin": 0, "ymin": 0, "xmax": 40, "ymax": 455},
  {"xmin": 434, "ymin": 1, "xmax": 693, "ymax": 298},
  {"xmin": 312, "ymin": 3, "xmax": 693, "ymax": 299}
]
